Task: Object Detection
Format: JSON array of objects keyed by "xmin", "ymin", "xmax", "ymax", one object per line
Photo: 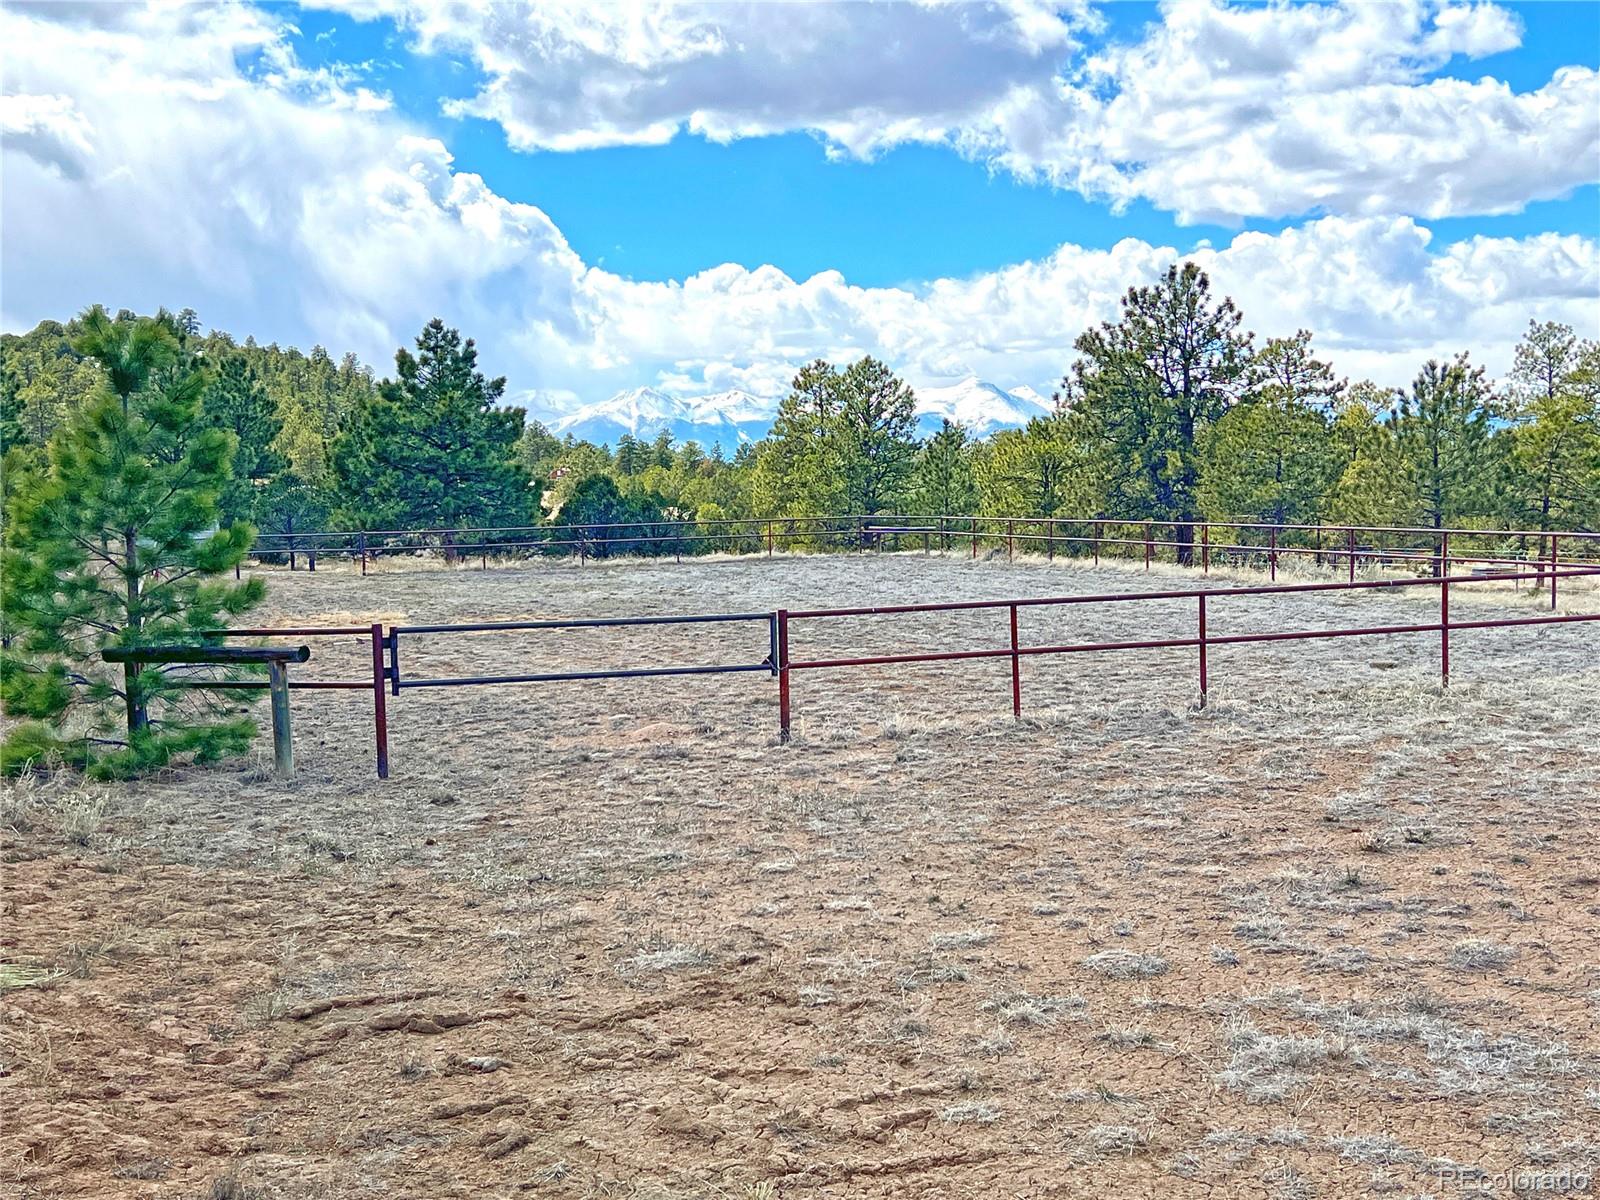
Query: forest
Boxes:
[{"xmin": 4, "ymin": 264, "xmax": 1597, "ymax": 556}]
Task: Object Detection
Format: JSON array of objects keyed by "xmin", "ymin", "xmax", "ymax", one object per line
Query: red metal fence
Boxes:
[
  {"xmin": 207, "ymin": 563, "xmax": 1600, "ymax": 778},
  {"xmin": 253, "ymin": 514, "xmax": 1600, "ymax": 591}
]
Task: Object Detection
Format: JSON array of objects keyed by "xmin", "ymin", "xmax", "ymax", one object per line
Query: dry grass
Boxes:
[{"xmin": 3, "ymin": 550, "xmax": 1598, "ymax": 1198}]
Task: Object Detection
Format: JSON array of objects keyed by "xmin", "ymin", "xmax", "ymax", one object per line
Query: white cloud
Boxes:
[
  {"xmin": 2, "ymin": 0, "xmax": 1596, "ymax": 419},
  {"xmin": 322, "ymin": 0, "xmax": 1598, "ymax": 223}
]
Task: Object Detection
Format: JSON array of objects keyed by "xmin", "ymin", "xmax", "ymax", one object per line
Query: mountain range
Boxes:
[{"xmin": 545, "ymin": 377, "xmax": 1054, "ymax": 450}]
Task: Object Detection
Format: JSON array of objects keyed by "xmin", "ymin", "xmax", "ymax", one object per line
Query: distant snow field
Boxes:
[{"xmin": 545, "ymin": 376, "xmax": 1054, "ymax": 449}]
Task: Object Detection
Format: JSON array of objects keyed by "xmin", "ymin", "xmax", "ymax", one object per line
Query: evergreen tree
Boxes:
[
  {"xmin": 1324, "ymin": 384, "xmax": 1409, "ymax": 528},
  {"xmin": 974, "ymin": 414, "xmax": 1088, "ymax": 519},
  {"xmin": 202, "ymin": 353, "xmax": 284, "ymax": 524},
  {"xmin": 1389, "ymin": 354, "xmax": 1500, "ymax": 536},
  {"xmin": 332, "ymin": 319, "xmax": 531, "ymax": 536},
  {"xmin": 759, "ymin": 360, "xmax": 847, "ymax": 518},
  {"xmin": 0, "ymin": 306, "xmax": 263, "ymax": 778},
  {"xmin": 1197, "ymin": 333, "xmax": 1343, "ymax": 525},
  {"xmin": 1066, "ymin": 262, "xmax": 1255, "ymax": 560},
  {"xmin": 835, "ymin": 356, "xmax": 918, "ymax": 514},
  {"xmin": 911, "ymin": 420, "xmax": 977, "ymax": 516},
  {"xmin": 1502, "ymin": 323, "xmax": 1600, "ymax": 536}
]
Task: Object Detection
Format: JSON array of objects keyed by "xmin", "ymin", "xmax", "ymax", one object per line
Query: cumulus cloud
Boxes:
[
  {"xmin": 323, "ymin": 0, "xmax": 1599, "ymax": 223},
  {"xmin": 2, "ymin": 0, "xmax": 1595, "ymax": 418}
]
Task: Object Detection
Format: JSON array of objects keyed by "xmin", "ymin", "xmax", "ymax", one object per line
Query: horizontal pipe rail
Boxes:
[
  {"xmin": 393, "ymin": 612, "xmax": 772, "ymax": 635},
  {"xmin": 788, "ymin": 613, "xmax": 1600, "ymax": 671},
  {"xmin": 395, "ymin": 661, "xmax": 774, "ymax": 688},
  {"xmin": 253, "ymin": 515, "xmax": 1600, "ymax": 544},
  {"xmin": 787, "ymin": 566, "xmax": 1600, "ymax": 619},
  {"xmin": 208, "ymin": 547, "xmax": 1597, "ymax": 776}
]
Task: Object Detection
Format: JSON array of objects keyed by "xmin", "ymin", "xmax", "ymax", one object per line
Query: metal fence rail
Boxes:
[
  {"xmin": 202, "ymin": 562, "xmax": 1600, "ymax": 777},
  {"xmin": 386, "ymin": 611, "xmax": 777, "ymax": 690},
  {"xmin": 774, "ymin": 565, "xmax": 1600, "ymax": 740},
  {"xmin": 250, "ymin": 514, "xmax": 1600, "ymax": 607}
]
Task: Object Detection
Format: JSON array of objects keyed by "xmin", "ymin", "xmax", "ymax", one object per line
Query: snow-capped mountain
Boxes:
[
  {"xmin": 912, "ymin": 377, "xmax": 1054, "ymax": 438},
  {"xmin": 549, "ymin": 386, "xmax": 775, "ymax": 450},
  {"xmin": 547, "ymin": 376, "xmax": 1052, "ymax": 449}
]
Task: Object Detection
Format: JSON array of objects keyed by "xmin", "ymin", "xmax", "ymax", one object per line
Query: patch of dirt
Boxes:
[{"xmin": 4, "ymin": 553, "xmax": 1598, "ymax": 1198}]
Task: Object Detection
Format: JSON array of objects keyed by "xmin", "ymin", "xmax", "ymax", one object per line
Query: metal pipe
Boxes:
[
  {"xmin": 1009, "ymin": 604, "xmax": 1021, "ymax": 717},
  {"xmin": 371, "ymin": 623, "xmax": 389, "ymax": 780},
  {"xmin": 1552, "ymin": 534, "xmax": 1559, "ymax": 610},
  {"xmin": 397, "ymin": 662, "xmax": 775, "ymax": 688},
  {"xmin": 777, "ymin": 609, "xmax": 791, "ymax": 742},
  {"xmin": 1197, "ymin": 593, "xmax": 1208, "ymax": 707},
  {"xmin": 785, "ymin": 611, "xmax": 1600, "ymax": 672},
  {"xmin": 786, "ymin": 565, "xmax": 1600, "ymax": 620},
  {"xmin": 389, "ymin": 627, "xmax": 401, "ymax": 696},
  {"xmin": 1440, "ymin": 549, "xmax": 1450, "ymax": 689},
  {"xmin": 394, "ymin": 611, "xmax": 772, "ymax": 634}
]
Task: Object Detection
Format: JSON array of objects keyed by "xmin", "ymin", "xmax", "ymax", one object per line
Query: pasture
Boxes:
[{"xmin": 4, "ymin": 551, "xmax": 1599, "ymax": 1199}]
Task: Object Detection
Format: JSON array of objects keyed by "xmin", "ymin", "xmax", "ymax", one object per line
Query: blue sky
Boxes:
[
  {"xmin": 3, "ymin": 1, "xmax": 1597, "ymax": 410},
  {"xmin": 281, "ymin": 0, "xmax": 1599, "ymax": 288}
]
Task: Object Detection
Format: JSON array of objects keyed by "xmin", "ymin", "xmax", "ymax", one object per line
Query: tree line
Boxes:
[
  {"xmin": 4, "ymin": 270, "xmax": 1596, "ymax": 560},
  {"xmin": 2, "ymin": 270, "xmax": 1596, "ymax": 775}
]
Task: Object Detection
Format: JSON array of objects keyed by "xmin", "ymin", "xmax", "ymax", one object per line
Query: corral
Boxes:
[{"xmin": 4, "ymin": 549, "xmax": 1600, "ymax": 1199}]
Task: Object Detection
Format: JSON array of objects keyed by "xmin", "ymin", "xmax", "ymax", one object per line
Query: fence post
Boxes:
[
  {"xmin": 1093, "ymin": 521, "xmax": 1099, "ymax": 567},
  {"xmin": 1347, "ymin": 527, "xmax": 1356, "ymax": 583},
  {"xmin": 579, "ymin": 530, "xmax": 587, "ymax": 567},
  {"xmin": 370, "ymin": 623, "xmax": 389, "ymax": 780},
  {"xmin": 1550, "ymin": 534, "xmax": 1559, "ymax": 610},
  {"xmin": 1007, "ymin": 519, "xmax": 1015, "ymax": 562},
  {"xmin": 359, "ymin": 531, "xmax": 368, "ymax": 576},
  {"xmin": 1047, "ymin": 518, "xmax": 1055, "ymax": 563},
  {"xmin": 1268, "ymin": 528, "xmax": 1277, "ymax": 582},
  {"xmin": 1440, "ymin": 553, "xmax": 1450, "ymax": 689},
  {"xmin": 269, "ymin": 660, "xmax": 294, "ymax": 779},
  {"xmin": 971, "ymin": 519, "xmax": 978, "ymax": 559},
  {"xmin": 1197, "ymin": 593, "xmax": 1208, "ymax": 708},
  {"xmin": 767, "ymin": 520, "xmax": 773, "ymax": 557},
  {"xmin": 1008, "ymin": 604, "xmax": 1021, "ymax": 718},
  {"xmin": 388, "ymin": 628, "xmax": 401, "ymax": 697},
  {"xmin": 1144, "ymin": 523, "xmax": 1152, "ymax": 571},
  {"xmin": 1201, "ymin": 524, "xmax": 1209, "ymax": 574},
  {"xmin": 777, "ymin": 609, "xmax": 791, "ymax": 743}
]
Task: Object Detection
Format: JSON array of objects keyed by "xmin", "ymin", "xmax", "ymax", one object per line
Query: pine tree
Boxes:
[
  {"xmin": 332, "ymin": 319, "xmax": 531, "ymax": 537},
  {"xmin": 1502, "ymin": 323, "xmax": 1600, "ymax": 537},
  {"xmin": 1324, "ymin": 384, "xmax": 1410, "ymax": 528},
  {"xmin": 760, "ymin": 360, "xmax": 847, "ymax": 519},
  {"xmin": 1389, "ymin": 355, "xmax": 1500, "ymax": 534},
  {"xmin": 911, "ymin": 420, "xmax": 977, "ymax": 516},
  {"xmin": 835, "ymin": 356, "xmax": 918, "ymax": 514},
  {"xmin": 1197, "ymin": 332, "xmax": 1343, "ymax": 525},
  {"xmin": 974, "ymin": 414, "xmax": 1088, "ymax": 519},
  {"xmin": 0, "ymin": 307, "xmax": 264, "ymax": 778},
  {"xmin": 1067, "ymin": 262, "xmax": 1255, "ymax": 560},
  {"xmin": 202, "ymin": 354, "xmax": 284, "ymax": 524}
]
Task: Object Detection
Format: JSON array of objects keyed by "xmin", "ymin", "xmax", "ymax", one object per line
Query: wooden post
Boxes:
[{"xmin": 269, "ymin": 660, "xmax": 294, "ymax": 779}]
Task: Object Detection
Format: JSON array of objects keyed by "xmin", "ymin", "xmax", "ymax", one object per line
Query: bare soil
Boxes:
[{"xmin": 4, "ymin": 551, "xmax": 1598, "ymax": 1199}]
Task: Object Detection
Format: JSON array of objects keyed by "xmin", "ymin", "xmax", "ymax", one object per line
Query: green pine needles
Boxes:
[{"xmin": 1, "ymin": 306, "xmax": 266, "ymax": 779}]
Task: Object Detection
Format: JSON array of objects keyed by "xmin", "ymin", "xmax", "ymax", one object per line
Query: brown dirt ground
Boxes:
[{"xmin": 3, "ymin": 551, "xmax": 1599, "ymax": 1200}]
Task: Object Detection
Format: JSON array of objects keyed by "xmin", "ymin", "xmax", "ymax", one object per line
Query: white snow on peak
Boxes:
[
  {"xmin": 550, "ymin": 376, "xmax": 1049, "ymax": 448},
  {"xmin": 913, "ymin": 376, "xmax": 1052, "ymax": 437}
]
